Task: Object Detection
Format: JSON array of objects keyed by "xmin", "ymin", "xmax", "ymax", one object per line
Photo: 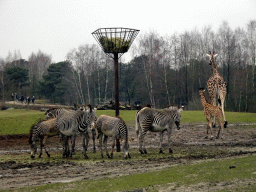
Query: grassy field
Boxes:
[
  {"xmin": 1, "ymin": 109, "xmax": 256, "ymax": 191},
  {"xmin": 1, "ymin": 152, "xmax": 256, "ymax": 192},
  {"xmin": 0, "ymin": 109, "xmax": 45, "ymax": 135},
  {"xmin": 1, "ymin": 109, "xmax": 256, "ymax": 135}
]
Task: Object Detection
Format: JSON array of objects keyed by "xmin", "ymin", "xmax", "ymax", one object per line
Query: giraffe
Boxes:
[
  {"xmin": 206, "ymin": 51, "xmax": 227, "ymax": 126},
  {"xmin": 199, "ymin": 88, "xmax": 227, "ymax": 139}
]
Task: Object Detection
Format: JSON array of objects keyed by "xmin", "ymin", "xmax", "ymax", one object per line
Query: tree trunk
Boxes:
[{"xmin": 86, "ymin": 75, "xmax": 91, "ymax": 104}]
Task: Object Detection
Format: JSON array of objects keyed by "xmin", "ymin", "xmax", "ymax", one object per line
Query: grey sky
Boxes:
[{"xmin": 1, "ymin": 0, "xmax": 256, "ymax": 63}]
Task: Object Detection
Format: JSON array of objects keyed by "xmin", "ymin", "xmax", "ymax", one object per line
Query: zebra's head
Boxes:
[
  {"xmin": 174, "ymin": 106, "xmax": 184, "ymax": 130},
  {"xmin": 122, "ymin": 137, "xmax": 131, "ymax": 159},
  {"xmin": 83, "ymin": 106, "xmax": 98, "ymax": 131},
  {"xmin": 30, "ymin": 142, "xmax": 37, "ymax": 159}
]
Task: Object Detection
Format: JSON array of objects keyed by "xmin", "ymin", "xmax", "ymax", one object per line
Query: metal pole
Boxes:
[{"xmin": 114, "ymin": 52, "xmax": 121, "ymax": 152}]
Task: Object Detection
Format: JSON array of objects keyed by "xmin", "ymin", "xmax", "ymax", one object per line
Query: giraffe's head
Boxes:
[
  {"xmin": 206, "ymin": 51, "xmax": 218, "ymax": 65},
  {"xmin": 199, "ymin": 87, "xmax": 205, "ymax": 94}
]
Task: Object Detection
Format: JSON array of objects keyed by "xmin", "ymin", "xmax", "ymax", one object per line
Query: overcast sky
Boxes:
[{"xmin": 1, "ymin": 0, "xmax": 256, "ymax": 63}]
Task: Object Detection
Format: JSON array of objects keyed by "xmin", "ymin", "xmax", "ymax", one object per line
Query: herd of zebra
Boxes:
[{"xmin": 28, "ymin": 104, "xmax": 184, "ymax": 159}]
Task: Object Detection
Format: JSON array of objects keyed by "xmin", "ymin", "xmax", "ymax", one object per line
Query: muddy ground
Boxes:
[{"xmin": 0, "ymin": 123, "xmax": 256, "ymax": 191}]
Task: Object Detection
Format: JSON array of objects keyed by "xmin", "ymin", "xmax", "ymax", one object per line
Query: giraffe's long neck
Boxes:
[
  {"xmin": 199, "ymin": 91, "xmax": 209, "ymax": 107},
  {"xmin": 212, "ymin": 60, "xmax": 219, "ymax": 75}
]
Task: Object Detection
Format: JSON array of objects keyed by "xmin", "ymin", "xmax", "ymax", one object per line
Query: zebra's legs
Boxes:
[
  {"xmin": 110, "ymin": 137, "xmax": 115, "ymax": 159},
  {"xmin": 159, "ymin": 132, "xmax": 164, "ymax": 154},
  {"xmin": 92, "ymin": 129, "xmax": 96, "ymax": 153},
  {"xmin": 167, "ymin": 128, "xmax": 173, "ymax": 154},
  {"xmin": 39, "ymin": 136, "xmax": 43, "ymax": 158},
  {"xmin": 103, "ymin": 135, "xmax": 111, "ymax": 159},
  {"xmin": 98, "ymin": 133, "xmax": 104, "ymax": 158},
  {"xmin": 61, "ymin": 134, "xmax": 70, "ymax": 158},
  {"xmin": 41, "ymin": 136, "xmax": 50, "ymax": 158},
  {"xmin": 82, "ymin": 132, "xmax": 89, "ymax": 159},
  {"xmin": 71, "ymin": 134, "xmax": 76, "ymax": 155},
  {"xmin": 139, "ymin": 129, "xmax": 147, "ymax": 154}
]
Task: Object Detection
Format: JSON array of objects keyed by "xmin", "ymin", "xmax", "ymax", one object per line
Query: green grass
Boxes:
[
  {"xmin": 181, "ymin": 111, "xmax": 256, "ymax": 124},
  {"xmin": 3, "ymin": 154, "xmax": 256, "ymax": 192},
  {"xmin": 0, "ymin": 109, "xmax": 45, "ymax": 135},
  {"xmin": 1, "ymin": 109, "xmax": 256, "ymax": 136}
]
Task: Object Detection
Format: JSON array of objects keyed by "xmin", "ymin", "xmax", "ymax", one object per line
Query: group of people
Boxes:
[{"xmin": 11, "ymin": 93, "xmax": 35, "ymax": 105}]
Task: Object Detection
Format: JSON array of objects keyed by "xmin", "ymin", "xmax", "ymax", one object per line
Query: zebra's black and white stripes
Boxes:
[
  {"xmin": 135, "ymin": 106, "xmax": 183, "ymax": 154},
  {"xmin": 56, "ymin": 105, "xmax": 97, "ymax": 158},
  {"xmin": 93, "ymin": 115, "xmax": 130, "ymax": 159},
  {"xmin": 29, "ymin": 118, "xmax": 58, "ymax": 158}
]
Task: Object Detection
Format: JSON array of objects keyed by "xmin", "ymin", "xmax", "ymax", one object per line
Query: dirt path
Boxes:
[{"xmin": 0, "ymin": 124, "xmax": 256, "ymax": 190}]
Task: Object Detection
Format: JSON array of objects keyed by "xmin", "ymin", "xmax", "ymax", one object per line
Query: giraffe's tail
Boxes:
[
  {"xmin": 224, "ymin": 121, "xmax": 228, "ymax": 128},
  {"xmin": 218, "ymin": 98, "xmax": 221, "ymax": 106}
]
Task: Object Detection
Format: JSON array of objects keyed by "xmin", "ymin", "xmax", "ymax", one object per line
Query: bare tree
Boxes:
[
  {"xmin": 0, "ymin": 58, "xmax": 5, "ymax": 102},
  {"xmin": 247, "ymin": 20, "xmax": 256, "ymax": 92}
]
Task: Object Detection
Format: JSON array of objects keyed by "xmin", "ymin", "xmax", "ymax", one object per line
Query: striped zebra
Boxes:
[
  {"xmin": 135, "ymin": 106, "xmax": 183, "ymax": 154},
  {"xmin": 45, "ymin": 106, "xmax": 97, "ymax": 153},
  {"xmin": 29, "ymin": 118, "xmax": 58, "ymax": 158},
  {"xmin": 93, "ymin": 115, "xmax": 130, "ymax": 159},
  {"xmin": 56, "ymin": 104, "xmax": 97, "ymax": 158}
]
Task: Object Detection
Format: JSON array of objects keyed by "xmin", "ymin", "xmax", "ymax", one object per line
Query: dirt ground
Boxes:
[{"xmin": 0, "ymin": 123, "xmax": 256, "ymax": 191}]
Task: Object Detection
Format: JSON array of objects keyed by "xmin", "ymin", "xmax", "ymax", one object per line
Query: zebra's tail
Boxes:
[
  {"xmin": 135, "ymin": 112, "xmax": 140, "ymax": 138},
  {"xmin": 28, "ymin": 119, "xmax": 43, "ymax": 144},
  {"xmin": 29, "ymin": 123, "xmax": 36, "ymax": 144}
]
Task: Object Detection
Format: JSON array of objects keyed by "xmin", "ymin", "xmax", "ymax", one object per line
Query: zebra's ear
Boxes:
[
  {"xmin": 178, "ymin": 106, "xmax": 184, "ymax": 113},
  {"xmin": 93, "ymin": 108, "xmax": 97, "ymax": 113},
  {"xmin": 214, "ymin": 54, "xmax": 218, "ymax": 58},
  {"xmin": 206, "ymin": 54, "xmax": 211, "ymax": 58}
]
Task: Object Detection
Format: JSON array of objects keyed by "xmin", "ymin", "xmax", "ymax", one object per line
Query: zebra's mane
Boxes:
[
  {"xmin": 166, "ymin": 105, "xmax": 178, "ymax": 110},
  {"xmin": 116, "ymin": 115, "xmax": 126, "ymax": 123},
  {"xmin": 78, "ymin": 104, "xmax": 93, "ymax": 112},
  {"xmin": 45, "ymin": 107, "xmax": 59, "ymax": 115}
]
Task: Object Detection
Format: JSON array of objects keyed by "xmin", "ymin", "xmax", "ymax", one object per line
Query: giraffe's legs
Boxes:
[
  {"xmin": 218, "ymin": 93, "xmax": 226, "ymax": 123},
  {"xmin": 212, "ymin": 97, "xmax": 217, "ymax": 128},
  {"xmin": 216, "ymin": 118, "xmax": 224, "ymax": 139},
  {"xmin": 205, "ymin": 115, "xmax": 213, "ymax": 139}
]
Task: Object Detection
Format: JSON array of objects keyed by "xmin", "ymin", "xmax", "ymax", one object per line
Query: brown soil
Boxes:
[{"xmin": 0, "ymin": 123, "xmax": 256, "ymax": 191}]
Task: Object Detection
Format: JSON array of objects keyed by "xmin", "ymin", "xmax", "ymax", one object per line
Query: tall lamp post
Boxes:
[{"xmin": 92, "ymin": 27, "xmax": 139, "ymax": 151}]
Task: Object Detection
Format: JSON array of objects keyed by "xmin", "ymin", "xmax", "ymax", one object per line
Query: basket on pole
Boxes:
[{"xmin": 92, "ymin": 27, "xmax": 139, "ymax": 151}]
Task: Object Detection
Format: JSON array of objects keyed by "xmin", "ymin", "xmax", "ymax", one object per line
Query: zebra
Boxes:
[
  {"xmin": 93, "ymin": 115, "xmax": 130, "ymax": 159},
  {"xmin": 135, "ymin": 106, "xmax": 183, "ymax": 154},
  {"xmin": 29, "ymin": 118, "xmax": 58, "ymax": 158},
  {"xmin": 45, "ymin": 106, "xmax": 97, "ymax": 153},
  {"xmin": 56, "ymin": 104, "xmax": 97, "ymax": 158}
]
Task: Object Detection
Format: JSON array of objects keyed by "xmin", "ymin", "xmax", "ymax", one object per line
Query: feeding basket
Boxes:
[{"xmin": 92, "ymin": 27, "xmax": 139, "ymax": 59}]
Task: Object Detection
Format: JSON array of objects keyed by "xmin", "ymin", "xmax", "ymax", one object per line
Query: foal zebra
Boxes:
[
  {"xmin": 135, "ymin": 106, "xmax": 183, "ymax": 154},
  {"xmin": 56, "ymin": 105, "xmax": 97, "ymax": 158},
  {"xmin": 29, "ymin": 118, "xmax": 58, "ymax": 158},
  {"xmin": 93, "ymin": 115, "xmax": 130, "ymax": 159}
]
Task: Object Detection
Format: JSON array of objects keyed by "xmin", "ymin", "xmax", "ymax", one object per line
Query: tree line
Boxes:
[{"xmin": 0, "ymin": 21, "xmax": 256, "ymax": 112}]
